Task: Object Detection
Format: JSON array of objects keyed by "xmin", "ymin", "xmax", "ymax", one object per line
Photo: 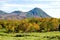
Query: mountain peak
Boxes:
[
  {"xmin": 29, "ymin": 7, "xmax": 43, "ymax": 12},
  {"xmin": 33, "ymin": 7, "xmax": 40, "ymax": 10},
  {"xmin": 27, "ymin": 7, "xmax": 51, "ymax": 18}
]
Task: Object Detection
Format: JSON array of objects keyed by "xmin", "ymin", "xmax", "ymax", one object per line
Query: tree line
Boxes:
[{"xmin": 0, "ymin": 18, "xmax": 60, "ymax": 33}]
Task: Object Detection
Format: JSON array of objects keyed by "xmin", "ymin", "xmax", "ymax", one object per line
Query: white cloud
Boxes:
[
  {"xmin": 0, "ymin": 3, "xmax": 57, "ymax": 9},
  {"xmin": 35, "ymin": 0, "xmax": 60, "ymax": 1},
  {"xmin": 48, "ymin": 1, "xmax": 60, "ymax": 6},
  {"xmin": 0, "ymin": 3, "xmax": 54, "ymax": 12},
  {"xmin": 21, "ymin": 0, "xmax": 60, "ymax": 1},
  {"xmin": 39, "ymin": 0, "xmax": 60, "ymax": 1},
  {"xmin": 43, "ymin": 9, "xmax": 60, "ymax": 18}
]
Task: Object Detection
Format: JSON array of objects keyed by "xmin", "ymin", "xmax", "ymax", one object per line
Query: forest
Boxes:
[{"xmin": 0, "ymin": 18, "xmax": 60, "ymax": 33}]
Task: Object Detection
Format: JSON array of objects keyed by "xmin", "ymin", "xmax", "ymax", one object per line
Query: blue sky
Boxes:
[{"xmin": 0, "ymin": 0, "xmax": 60, "ymax": 18}]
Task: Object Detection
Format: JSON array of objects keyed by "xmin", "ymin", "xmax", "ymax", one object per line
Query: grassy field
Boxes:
[{"xmin": 0, "ymin": 31, "xmax": 60, "ymax": 40}]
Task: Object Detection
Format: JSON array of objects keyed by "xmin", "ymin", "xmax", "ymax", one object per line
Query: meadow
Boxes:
[{"xmin": 0, "ymin": 31, "xmax": 60, "ymax": 40}]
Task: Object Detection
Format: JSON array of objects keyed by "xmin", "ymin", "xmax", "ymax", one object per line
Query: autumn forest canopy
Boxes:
[{"xmin": 0, "ymin": 18, "xmax": 60, "ymax": 33}]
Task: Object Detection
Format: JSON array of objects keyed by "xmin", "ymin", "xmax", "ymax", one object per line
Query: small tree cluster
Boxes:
[{"xmin": 0, "ymin": 18, "xmax": 59, "ymax": 33}]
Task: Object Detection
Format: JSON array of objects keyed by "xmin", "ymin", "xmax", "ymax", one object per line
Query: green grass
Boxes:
[{"xmin": 0, "ymin": 31, "xmax": 60, "ymax": 40}]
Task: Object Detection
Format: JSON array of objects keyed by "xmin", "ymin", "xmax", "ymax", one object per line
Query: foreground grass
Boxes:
[{"xmin": 0, "ymin": 31, "xmax": 60, "ymax": 40}]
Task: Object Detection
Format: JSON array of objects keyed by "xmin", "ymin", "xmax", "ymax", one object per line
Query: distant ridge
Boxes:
[
  {"xmin": 0, "ymin": 10, "xmax": 7, "ymax": 14},
  {"xmin": 11, "ymin": 11, "xmax": 22, "ymax": 13},
  {"xmin": 0, "ymin": 7, "xmax": 51, "ymax": 20}
]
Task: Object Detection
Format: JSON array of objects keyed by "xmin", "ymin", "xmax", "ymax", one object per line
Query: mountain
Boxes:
[
  {"xmin": 0, "ymin": 7, "xmax": 51, "ymax": 20},
  {"xmin": 26, "ymin": 8, "xmax": 51, "ymax": 18}
]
